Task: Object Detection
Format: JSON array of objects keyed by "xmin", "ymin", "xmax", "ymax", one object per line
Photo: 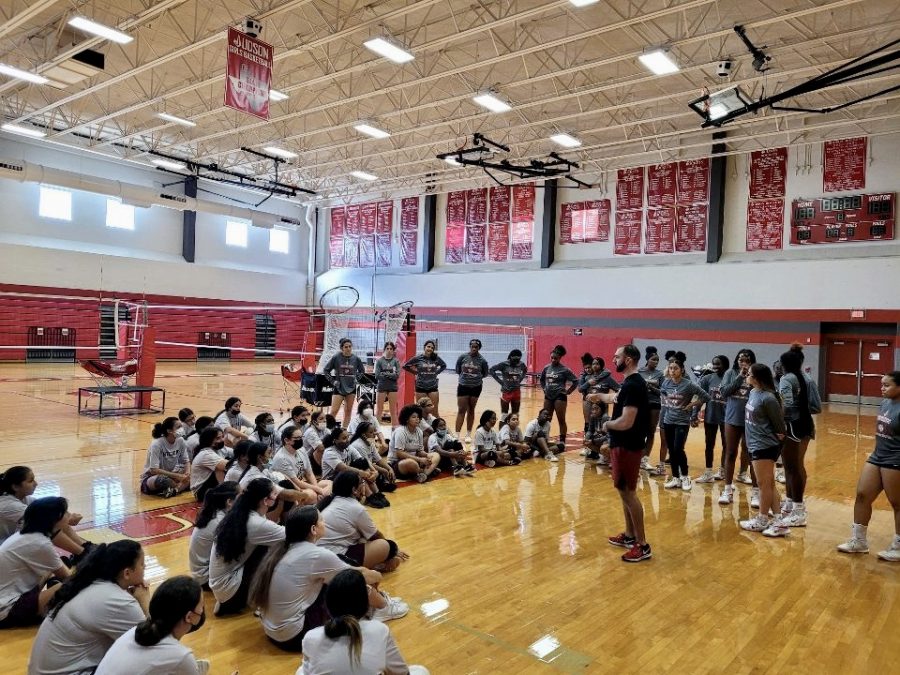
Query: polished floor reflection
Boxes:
[{"xmin": 1, "ymin": 362, "xmax": 897, "ymax": 674}]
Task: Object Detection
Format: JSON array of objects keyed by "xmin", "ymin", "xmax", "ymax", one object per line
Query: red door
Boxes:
[
  {"xmin": 861, "ymin": 339, "xmax": 894, "ymax": 398},
  {"xmin": 826, "ymin": 339, "xmax": 862, "ymax": 401}
]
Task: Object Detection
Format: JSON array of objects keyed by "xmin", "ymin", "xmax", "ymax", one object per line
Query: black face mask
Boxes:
[
  {"xmin": 291, "ymin": 439, "xmax": 303, "ymax": 449},
  {"xmin": 188, "ymin": 609, "xmax": 206, "ymax": 633},
  {"xmin": 335, "ymin": 441, "xmax": 349, "ymax": 450},
  {"xmin": 212, "ymin": 441, "xmax": 225, "ymax": 450},
  {"xmin": 230, "ymin": 409, "xmax": 241, "ymax": 416}
]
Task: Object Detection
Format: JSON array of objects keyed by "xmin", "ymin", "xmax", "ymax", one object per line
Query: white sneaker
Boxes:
[
  {"xmin": 775, "ymin": 468, "xmax": 786, "ymax": 484},
  {"xmin": 740, "ymin": 515, "xmax": 770, "ymax": 532},
  {"xmin": 695, "ymin": 470, "xmax": 715, "ymax": 484},
  {"xmin": 649, "ymin": 463, "xmax": 667, "ymax": 476},
  {"xmin": 580, "ymin": 448, "xmax": 590, "ymax": 456},
  {"xmin": 464, "ymin": 435, "xmax": 472, "ymax": 444},
  {"xmin": 640, "ymin": 456, "xmax": 653, "ymax": 471},
  {"xmin": 408, "ymin": 667, "xmax": 431, "ymax": 675},
  {"xmin": 664, "ymin": 477, "xmax": 680, "ymax": 489},
  {"xmin": 781, "ymin": 508, "xmax": 807, "ymax": 527},
  {"xmin": 196, "ymin": 660, "xmax": 210, "ymax": 675},
  {"xmin": 718, "ymin": 487, "xmax": 733, "ymax": 505},
  {"xmin": 712, "ymin": 467, "xmax": 725, "ymax": 481},
  {"xmin": 681, "ymin": 476, "xmax": 692, "ymax": 491},
  {"xmin": 837, "ymin": 537, "xmax": 869, "ymax": 554},
  {"xmin": 546, "ymin": 453, "xmax": 559, "ymax": 463},
  {"xmin": 372, "ymin": 595, "xmax": 409, "ymax": 622},
  {"xmin": 597, "ymin": 455, "xmax": 609, "ymax": 466},
  {"xmin": 779, "ymin": 498, "xmax": 793, "ymax": 517},
  {"xmin": 750, "ymin": 487, "xmax": 760, "ymax": 509},
  {"xmin": 877, "ymin": 542, "xmax": 900, "ymax": 562},
  {"xmin": 736, "ymin": 471, "xmax": 753, "ymax": 485},
  {"xmin": 762, "ymin": 519, "xmax": 790, "ymax": 538}
]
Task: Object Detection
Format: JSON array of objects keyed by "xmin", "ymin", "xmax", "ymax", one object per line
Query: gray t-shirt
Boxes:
[
  {"xmin": 639, "ymin": 367, "xmax": 664, "ymax": 407},
  {"xmin": 660, "ymin": 379, "xmax": 709, "ymax": 426},
  {"xmin": 0, "ymin": 494, "xmax": 31, "ymax": 543},
  {"xmin": 209, "ymin": 511, "xmax": 284, "ymax": 602},
  {"xmin": 388, "ymin": 426, "xmax": 423, "ymax": 461},
  {"xmin": 322, "ymin": 353, "xmax": 365, "ymax": 396},
  {"xmin": 456, "ymin": 353, "xmax": 489, "ymax": 387},
  {"xmin": 489, "ymin": 360, "xmax": 528, "ymax": 392},
  {"xmin": 0, "ymin": 532, "xmax": 63, "ymax": 621},
  {"xmin": 374, "ymin": 356, "xmax": 401, "ymax": 392},
  {"xmin": 321, "ymin": 447, "xmax": 353, "ymax": 481},
  {"xmin": 474, "ymin": 427, "xmax": 499, "ymax": 451},
  {"xmin": 260, "ymin": 541, "xmax": 348, "ymax": 642},
  {"xmin": 94, "ymin": 627, "xmax": 201, "ymax": 675},
  {"xmin": 271, "ymin": 447, "xmax": 309, "ymax": 480},
  {"xmin": 214, "ymin": 411, "xmax": 252, "ymax": 433},
  {"xmin": 303, "ymin": 425, "xmax": 327, "ymax": 455},
  {"xmin": 870, "ymin": 398, "xmax": 900, "ymax": 466},
  {"xmin": 28, "ymin": 580, "xmax": 145, "ymax": 675},
  {"xmin": 699, "ymin": 372, "xmax": 727, "ymax": 425},
  {"xmin": 402, "ymin": 354, "xmax": 447, "ymax": 391},
  {"xmin": 189, "ymin": 448, "xmax": 226, "ymax": 492},
  {"xmin": 540, "ymin": 363, "xmax": 578, "ymax": 399},
  {"xmin": 744, "ymin": 389, "xmax": 786, "ymax": 452},
  {"xmin": 721, "ymin": 369, "xmax": 752, "ymax": 427},
  {"xmin": 524, "ymin": 419, "xmax": 551, "ymax": 440},
  {"xmin": 189, "ymin": 510, "xmax": 225, "ymax": 586},
  {"xmin": 140, "ymin": 437, "xmax": 189, "ymax": 481},
  {"xmin": 318, "ymin": 496, "xmax": 378, "ymax": 554},
  {"xmin": 301, "ymin": 620, "xmax": 408, "ymax": 675}
]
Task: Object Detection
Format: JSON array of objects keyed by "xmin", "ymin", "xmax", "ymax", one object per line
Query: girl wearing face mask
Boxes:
[
  {"xmin": 303, "ymin": 411, "xmax": 330, "ymax": 477},
  {"xmin": 660, "ymin": 358, "xmax": 710, "ymax": 491},
  {"xmin": 189, "ymin": 482, "xmax": 239, "ymax": 589},
  {"xmin": 403, "ymin": 340, "xmax": 447, "ymax": 417},
  {"xmin": 322, "ymin": 338, "xmax": 366, "ymax": 423},
  {"xmin": 539, "ymin": 345, "xmax": 579, "ymax": 450},
  {"xmin": 374, "ymin": 342, "xmax": 401, "ymax": 428},
  {"xmin": 490, "ymin": 349, "xmax": 528, "ymax": 419},
  {"xmin": 249, "ymin": 412, "xmax": 278, "ymax": 455},
  {"xmin": 214, "ymin": 396, "xmax": 253, "ymax": 447},
  {"xmin": 140, "ymin": 418, "xmax": 190, "ymax": 498},
  {"xmin": 177, "ymin": 408, "xmax": 196, "ymax": 438},
  {"xmin": 350, "ymin": 422, "xmax": 398, "ymax": 493},
  {"xmin": 239, "ymin": 443, "xmax": 314, "ymax": 521},
  {"xmin": 189, "ymin": 427, "xmax": 228, "ymax": 501},
  {"xmin": 94, "ymin": 576, "xmax": 209, "ymax": 674},
  {"xmin": 272, "ymin": 427, "xmax": 331, "ymax": 502},
  {"xmin": 697, "ymin": 355, "xmax": 730, "ymax": 483},
  {"xmin": 321, "ymin": 430, "xmax": 382, "ymax": 507},
  {"xmin": 347, "ymin": 401, "xmax": 387, "ymax": 454},
  {"xmin": 428, "ymin": 418, "xmax": 475, "ymax": 476},
  {"xmin": 454, "ymin": 339, "xmax": 490, "ymax": 443},
  {"xmin": 277, "ymin": 406, "xmax": 310, "ymax": 448}
]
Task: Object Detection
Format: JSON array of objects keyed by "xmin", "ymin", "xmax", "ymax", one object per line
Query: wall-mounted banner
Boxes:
[{"xmin": 224, "ymin": 27, "xmax": 273, "ymax": 120}]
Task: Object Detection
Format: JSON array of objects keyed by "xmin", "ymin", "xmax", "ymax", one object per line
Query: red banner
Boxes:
[
  {"xmin": 445, "ymin": 225, "xmax": 465, "ymax": 263},
  {"xmin": 466, "ymin": 189, "xmax": 487, "ymax": 225},
  {"xmin": 376, "ymin": 234, "xmax": 392, "ymax": 266},
  {"xmin": 224, "ymin": 27, "xmax": 272, "ymax": 120},
  {"xmin": 512, "ymin": 183, "xmax": 535, "ymax": 222},
  {"xmin": 747, "ymin": 198, "xmax": 784, "ymax": 251},
  {"xmin": 343, "ymin": 237, "xmax": 359, "ymax": 268},
  {"xmin": 359, "ymin": 202, "xmax": 377, "ymax": 236},
  {"xmin": 329, "ymin": 237, "xmax": 344, "ymax": 268},
  {"xmin": 645, "ymin": 208, "xmax": 675, "ymax": 254},
  {"xmin": 358, "ymin": 236, "xmax": 375, "ymax": 268},
  {"xmin": 345, "ymin": 204, "xmax": 360, "ymax": 237},
  {"xmin": 488, "ymin": 223, "xmax": 509, "ymax": 261},
  {"xmin": 677, "ymin": 159, "xmax": 710, "ymax": 204},
  {"xmin": 330, "ymin": 207, "xmax": 346, "ymax": 238},
  {"xmin": 466, "ymin": 224, "xmax": 486, "ymax": 263},
  {"xmin": 675, "ymin": 204, "xmax": 708, "ymax": 251},
  {"xmin": 614, "ymin": 210, "xmax": 642, "ymax": 255},
  {"xmin": 585, "ymin": 199, "xmax": 610, "ymax": 241},
  {"xmin": 489, "ymin": 186, "xmax": 511, "ymax": 223},
  {"xmin": 400, "ymin": 197, "xmax": 418, "ymax": 231},
  {"xmin": 749, "ymin": 148, "xmax": 787, "ymax": 199},
  {"xmin": 616, "ymin": 168, "xmax": 644, "ymax": 211},
  {"xmin": 511, "ymin": 220, "xmax": 532, "ymax": 260},
  {"xmin": 400, "ymin": 231, "xmax": 418, "ymax": 266},
  {"xmin": 376, "ymin": 201, "xmax": 393, "ymax": 235},
  {"xmin": 447, "ymin": 191, "xmax": 466, "ymax": 225},
  {"xmin": 647, "ymin": 163, "xmax": 677, "ymax": 208},
  {"xmin": 571, "ymin": 205, "xmax": 586, "ymax": 242},
  {"xmin": 511, "ymin": 241, "xmax": 532, "ymax": 260},
  {"xmin": 824, "ymin": 137, "xmax": 867, "ymax": 193},
  {"xmin": 559, "ymin": 202, "xmax": 578, "ymax": 244}
]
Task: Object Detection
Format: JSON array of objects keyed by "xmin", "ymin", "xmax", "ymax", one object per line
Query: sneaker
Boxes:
[
  {"xmin": 484, "ymin": 459, "xmax": 496, "ymax": 468},
  {"xmin": 464, "ymin": 435, "xmax": 472, "ymax": 444},
  {"xmin": 416, "ymin": 472, "xmax": 428, "ymax": 483},
  {"xmin": 750, "ymin": 487, "xmax": 760, "ymax": 509},
  {"xmin": 649, "ymin": 463, "xmax": 667, "ymax": 476},
  {"xmin": 463, "ymin": 464, "xmax": 477, "ymax": 476},
  {"xmin": 608, "ymin": 532, "xmax": 636, "ymax": 548},
  {"xmin": 781, "ymin": 506, "xmax": 806, "ymax": 527},
  {"xmin": 510, "ymin": 457, "xmax": 521, "ymax": 465},
  {"xmin": 545, "ymin": 453, "xmax": 559, "ymax": 462},
  {"xmin": 580, "ymin": 448, "xmax": 591, "ymax": 456},
  {"xmin": 736, "ymin": 471, "xmax": 752, "ymax": 485},
  {"xmin": 640, "ymin": 456, "xmax": 653, "ymax": 471},
  {"xmin": 664, "ymin": 477, "xmax": 680, "ymax": 489},
  {"xmin": 366, "ymin": 495, "xmax": 386, "ymax": 509},
  {"xmin": 596, "ymin": 455, "xmax": 609, "ymax": 466},
  {"xmin": 775, "ymin": 468, "xmax": 786, "ymax": 484},
  {"xmin": 837, "ymin": 538, "xmax": 869, "ymax": 554},
  {"xmin": 740, "ymin": 514, "xmax": 770, "ymax": 532},
  {"xmin": 453, "ymin": 466, "xmax": 466, "ymax": 477},
  {"xmin": 681, "ymin": 476, "xmax": 692, "ymax": 491},
  {"xmin": 372, "ymin": 595, "xmax": 409, "ymax": 622},
  {"xmin": 779, "ymin": 499, "xmax": 793, "ymax": 517},
  {"xmin": 162, "ymin": 486, "xmax": 178, "ymax": 499},
  {"xmin": 712, "ymin": 467, "xmax": 725, "ymax": 481},
  {"xmin": 556, "ymin": 442, "xmax": 566, "ymax": 452},
  {"xmin": 876, "ymin": 543, "xmax": 900, "ymax": 562},
  {"xmin": 621, "ymin": 542, "xmax": 652, "ymax": 563},
  {"xmin": 695, "ymin": 470, "xmax": 715, "ymax": 483},
  {"xmin": 718, "ymin": 487, "xmax": 734, "ymax": 505},
  {"xmin": 585, "ymin": 451, "xmax": 601, "ymax": 462},
  {"xmin": 762, "ymin": 519, "xmax": 790, "ymax": 538}
]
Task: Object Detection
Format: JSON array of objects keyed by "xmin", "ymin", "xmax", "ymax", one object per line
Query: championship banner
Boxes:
[
  {"xmin": 224, "ymin": 27, "xmax": 273, "ymax": 120},
  {"xmin": 376, "ymin": 234, "xmax": 392, "ymax": 267},
  {"xmin": 376, "ymin": 201, "xmax": 393, "ymax": 235},
  {"xmin": 586, "ymin": 199, "xmax": 611, "ymax": 241},
  {"xmin": 445, "ymin": 225, "xmax": 465, "ymax": 263},
  {"xmin": 466, "ymin": 189, "xmax": 487, "ymax": 225},
  {"xmin": 749, "ymin": 148, "xmax": 787, "ymax": 199},
  {"xmin": 466, "ymin": 224, "xmax": 486, "ymax": 263},
  {"xmin": 359, "ymin": 202, "xmax": 377, "ymax": 236},
  {"xmin": 747, "ymin": 199, "xmax": 784, "ymax": 251},
  {"xmin": 447, "ymin": 191, "xmax": 467, "ymax": 225},
  {"xmin": 489, "ymin": 186, "xmax": 511, "ymax": 223},
  {"xmin": 823, "ymin": 137, "xmax": 867, "ymax": 193},
  {"xmin": 401, "ymin": 197, "xmax": 419, "ymax": 231},
  {"xmin": 358, "ymin": 236, "xmax": 376, "ymax": 268},
  {"xmin": 645, "ymin": 207, "xmax": 675, "ymax": 254},
  {"xmin": 400, "ymin": 231, "xmax": 418, "ymax": 265},
  {"xmin": 512, "ymin": 183, "xmax": 535, "ymax": 222},
  {"xmin": 488, "ymin": 223, "xmax": 509, "ymax": 261}
]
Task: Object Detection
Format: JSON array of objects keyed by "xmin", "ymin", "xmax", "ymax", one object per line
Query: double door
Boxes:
[{"xmin": 825, "ymin": 338, "xmax": 894, "ymax": 404}]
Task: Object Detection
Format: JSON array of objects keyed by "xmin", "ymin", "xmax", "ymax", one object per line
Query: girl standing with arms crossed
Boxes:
[
  {"xmin": 454, "ymin": 339, "xmax": 489, "ymax": 443},
  {"xmin": 374, "ymin": 342, "xmax": 401, "ymax": 427},
  {"xmin": 539, "ymin": 345, "xmax": 579, "ymax": 450},
  {"xmin": 660, "ymin": 359, "xmax": 709, "ymax": 491},
  {"xmin": 403, "ymin": 340, "xmax": 447, "ymax": 416}
]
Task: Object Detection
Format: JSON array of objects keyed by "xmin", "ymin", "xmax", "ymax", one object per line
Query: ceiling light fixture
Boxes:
[
  {"xmin": 269, "ymin": 89, "xmax": 289, "ymax": 101},
  {"xmin": 444, "ymin": 157, "xmax": 461, "ymax": 166},
  {"xmin": 353, "ymin": 122, "xmax": 390, "ymax": 139},
  {"xmin": 569, "ymin": 0, "xmax": 600, "ymax": 6},
  {"xmin": 638, "ymin": 49, "xmax": 679, "ymax": 75},
  {"xmin": 151, "ymin": 158, "xmax": 187, "ymax": 171},
  {"xmin": 262, "ymin": 146, "xmax": 298, "ymax": 159},
  {"xmin": 0, "ymin": 63, "xmax": 48, "ymax": 85},
  {"xmin": 351, "ymin": 170, "xmax": 378, "ymax": 181},
  {"xmin": 1, "ymin": 123, "xmax": 46, "ymax": 138},
  {"xmin": 67, "ymin": 17, "xmax": 134, "ymax": 44},
  {"xmin": 473, "ymin": 91, "xmax": 512, "ymax": 113},
  {"xmin": 158, "ymin": 112, "xmax": 196, "ymax": 127},
  {"xmin": 549, "ymin": 133, "xmax": 582, "ymax": 148},
  {"xmin": 688, "ymin": 85, "xmax": 755, "ymax": 125},
  {"xmin": 363, "ymin": 37, "xmax": 414, "ymax": 63}
]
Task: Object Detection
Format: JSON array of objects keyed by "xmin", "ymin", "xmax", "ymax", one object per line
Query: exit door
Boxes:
[{"xmin": 825, "ymin": 338, "xmax": 894, "ymax": 404}]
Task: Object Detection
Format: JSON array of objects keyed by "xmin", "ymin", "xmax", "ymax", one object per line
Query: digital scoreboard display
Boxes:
[{"xmin": 790, "ymin": 193, "xmax": 894, "ymax": 245}]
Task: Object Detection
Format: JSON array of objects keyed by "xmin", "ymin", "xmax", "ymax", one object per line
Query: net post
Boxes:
[
  {"xmin": 397, "ymin": 314, "xmax": 416, "ymax": 407},
  {"xmin": 135, "ymin": 327, "xmax": 157, "ymax": 408}
]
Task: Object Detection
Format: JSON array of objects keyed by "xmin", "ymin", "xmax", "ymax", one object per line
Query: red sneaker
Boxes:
[
  {"xmin": 621, "ymin": 543, "xmax": 652, "ymax": 563},
  {"xmin": 608, "ymin": 532, "xmax": 636, "ymax": 548}
]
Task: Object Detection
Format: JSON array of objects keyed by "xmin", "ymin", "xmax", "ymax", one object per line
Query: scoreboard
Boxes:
[{"xmin": 790, "ymin": 192, "xmax": 894, "ymax": 245}]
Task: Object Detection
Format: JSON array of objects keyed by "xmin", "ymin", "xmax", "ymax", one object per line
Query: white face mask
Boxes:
[
  {"xmin": 264, "ymin": 423, "xmax": 275, "ymax": 434},
  {"xmin": 317, "ymin": 422, "xmax": 326, "ymax": 431},
  {"xmin": 363, "ymin": 409, "xmax": 374, "ymax": 419}
]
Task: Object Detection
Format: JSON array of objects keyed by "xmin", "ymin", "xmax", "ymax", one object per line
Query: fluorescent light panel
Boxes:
[
  {"xmin": 2, "ymin": 123, "xmax": 46, "ymax": 138},
  {"xmin": 569, "ymin": 0, "xmax": 600, "ymax": 6},
  {"xmin": 353, "ymin": 122, "xmax": 390, "ymax": 139},
  {"xmin": 638, "ymin": 49, "xmax": 679, "ymax": 75},
  {"xmin": 444, "ymin": 156, "xmax": 461, "ymax": 166},
  {"xmin": 351, "ymin": 170, "xmax": 378, "ymax": 181},
  {"xmin": 158, "ymin": 112, "xmax": 196, "ymax": 127},
  {"xmin": 550, "ymin": 133, "xmax": 582, "ymax": 148},
  {"xmin": 269, "ymin": 89, "xmax": 289, "ymax": 101},
  {"xmin": 472, "ymin": 92, "xmax": 512, "ymax": 113},
  {"xmin": 262, "ymin": 146, "xmax": 298, "ymax": 159},
  {"xmin": 151, "ymin": 158, "xmax": 186, "ymax": 171},
  {"xmin": 0, "ymin": 63, "xmax": 48, "ymax": 85},
  {"xmin": 68, "ymin": 17, "xmax": 134, "ymax": 44},
  {"xmin": 363, "ymin": 37, "xmax": 414, "ymax": 63}
]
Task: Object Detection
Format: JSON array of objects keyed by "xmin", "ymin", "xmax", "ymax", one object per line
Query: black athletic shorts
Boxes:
[
  {"xmin": 416, "ymin": 386, "xmax": 438, "ymax": 395},
  {"xmin": 544, "ymin": 392, "xmax": 568, "ymax": 403},
  {"xmin": 749, "ymin": 445, "xmax": 781, "ymax": 462},
  {"xmin": 457, "ymin": 384, "xmax": 483, "ymax": 398}
]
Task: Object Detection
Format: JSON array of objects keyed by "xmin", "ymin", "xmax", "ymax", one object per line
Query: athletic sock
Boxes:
[
  {"xmin": 852, "ymin": 523, "xmax": 868, "ymax": 541},
  {"xmin": 893, "ymin": 533, "xmax": 900, "ymax": 547},
  {"xmin": 794, "ymin": 501, "xmax": 805, "ymax": 511}
]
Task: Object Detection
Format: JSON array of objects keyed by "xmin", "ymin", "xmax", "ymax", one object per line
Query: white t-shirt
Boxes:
[
  {"xmin": 0, "ymin": 494, "xmax": 32, "ymax": 543},
  {"xmin": 140, "ymin": 437, "xmax": 189, "ymax": 481},
  {"xmin": 349, "ymin": 438, "xmax": 379, "ymax": 464},
  {"xmin": 321, "ymin": 447, "xmax": 353, "ymax": 481},
  {"xmin": 388, "ymin": 426, "xmax": 423, "ymax": 461},
  {"xmin": 524, "ymin": 419, "xmax": 551, "ymax": 440},
  {"xmin": 209, "ymin": 511, "xmax": 284, "ymax": 602},
  {"xmin": 28, "ymin": 580, "xmax": 145, "ymax": 675},
  {"xmin": 222, "ymin": 463, "xmax": 245, "ymax": 485},
  {"xmin": 270, "ymin": 447, "xmax": 309, "ymax": 480},
  {"xmin": 499, "ymin": 426, "xmax": 524, "ymax": 444},
  {"xmin": 260, "ymin": 541, "xmax": 348, "ymax": 642},
  {"xmin": 248, "ymin": 429, "xmax": 277, "ymax": 454},
  {"xmin": 0, "ymin": 532, "xmax": 63, "ymax": 621},
  {"xmin": 184, "ymin": 434, "xmax": 201, "ymax": 456},
  {"xmin": 189, "ymin": 449, "xmax": 225, "ymax": 492},
  {"xmin": 214, "ymin": 411, "xmax": 252, "ymax": 434},
  {"xmin": 474, "ymin": 427, "xmax": 499, "ymax": 451},
  {"xmin": 300, "ymin": 620, "xmax": 408, "ymax": 675},
  {"xmin": 188, "ymin": 510, "xmax": 225, "ymax": 586},
  {"xmin": 303, "ymin": 426, "xmax": 326, "ymax": 455},
  {"xmin": 94, "ymin": 627, "xmax": 201, "ymax": 675},
  {"xmin": 318, "ymin": 497, "xmax": 377, "ymax": 554},
  {"xmin": 238, "ymin": 466, "xmax": 282, "ymax": 495}
]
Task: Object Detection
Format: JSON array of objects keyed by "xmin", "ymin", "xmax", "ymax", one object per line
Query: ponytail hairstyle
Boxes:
[
  {"xmin": 249, "ymin": 505, "xmax": 320, "ymax": 612},
  {"xmin": 196, "ymin": 425, "xmax": 222, "ymax": 456},
  {"xmin": 193, "ymin": 416, "xmax": 214, "ymax": 436},
  {"xmin": 323, "ymin": 569, "xmax": 370, "ymax": 666},
  {"xmin": 242, "ymin": 442, "xmax": 270, "ymax": 478},
  {"xmin": 151, "ymin": 417, "xmax": 179, "ymax": 439},
  {"xmin": 20, "ymin": 496, "xmax": 68, "ymax": 537},
  {"xmin": 195, "ymin": 481, "xmax": 239, "ymax": 530},
  {"xmin": 254, "ymin": 412, "xmax": 274, "ymax": 435},
  {"xmin": 224, "ymin": 439, "xmax": 252, "ymax": 474},
  {"xmin": 780, "ymin": 347, "xmax": 804, "ymax": 377},
  {"xmin": 749, "ymin": 363, "xmax": 779, "ymax": 400},
  {"xmin": 674, "ymin": 351, "xmax": 687, "ymax": 367},
  {"xmin": 178, "ymin": 408, "xmax": 194, "ymax": 424},
  {"xmin": 309, "ymin": 410, "xmax": 324, "ymax": 427},
  {"xmin": 551, "ymin": 344, "xmax": 567, "ymax": 358},
  {"xmin": 224, "ymin": 396, "xmax": 241, "ymax": 411},
  {"xmin": 214, "ymin": 477, "xmax": 274, "ymax": 563},
  {"xmin": 281, "ymin": 424, "xmax": 299, "ymax": 446},
  {"xmin": 317, "ymin": 471, "xmax": 360, "ymax": 513},
  {"xmin": 349, "ymin": 421, "xmax": 375, "ymax": 446},
  {"xmin": 0, "ymin": 465, "xmax": 32, "ymax": 496},
  {"xmin": 134, "ymin": 576, "xmax": 201, "ymax": 647},
  {"xmin": 789, "ymin": 342, "xmax": 805, "ymax": 364},
  {"xmin": 48, "ymin": 540, "xmax": 143, "ymax": 619},
  {"xmin": 645, "ymin": 345, "xmax": 658, "ymax": 361}
]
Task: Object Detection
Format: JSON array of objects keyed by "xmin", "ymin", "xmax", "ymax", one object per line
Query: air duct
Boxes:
[{"xmin": 304, "ymin": 202, "xmax": 316, "ymax": 305}]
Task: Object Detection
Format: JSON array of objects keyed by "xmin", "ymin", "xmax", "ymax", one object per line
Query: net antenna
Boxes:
[
  {"xmin": 317, "ymin": 286, "xmax": 361, "ymax": 373},
  {"xmin": 376, "ymin": 301, "xmax": 414, "ymax": 349}
]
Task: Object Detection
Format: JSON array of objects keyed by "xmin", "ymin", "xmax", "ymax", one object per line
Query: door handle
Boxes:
[{"xmin": 829, "ymin": 371, "xmax": 859, "ymax": 376}]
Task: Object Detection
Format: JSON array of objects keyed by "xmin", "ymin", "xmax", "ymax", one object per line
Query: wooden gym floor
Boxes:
[{"xmin": 0, "ymin": 361, "xmax": 897, "ymax": 674}]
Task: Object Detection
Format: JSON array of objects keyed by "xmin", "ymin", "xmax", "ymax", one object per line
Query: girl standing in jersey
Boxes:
[
  {"xmin": 639, "ymin": 348, "xmax": 665, "ymax": 474},
  {"xmin": 189, "ymin": 482, "xmax": 238, "ymax": 589},
  {"xmin": 454, "ymin": 339, "xmax": 489, "ymax": 443},
  {"xmin": 697, "ymin": 355, "xmax": 729, "ymax": 483},
  {"xmin": 539, "ymin": 346, "xmax": 579, "ymax": 450},
  {"xmin": 739, "ymin": 364, "xmax": 788, "ymax": 537},
  {"xmin": 140, "ymin": 417, "xmax": 190, "ymax": 498},
  {"xmin": 403, "ymin": 340, "xmax": 447, "ymax": 416},
  {"xmin": 489, "ymin": 349, "xmax": 528, "ymax": 420},
  {"xmin": 718, "ymin": 349, "xmax": 756, "ymax": 506},
  {"xmin": 660, "ymin": 358, "xmax": 709, "ymax": 491},
  {"xmin": 374, "ymin": 342, "xmax": 401, "ymax": 427},
  {"xmin": 323, "ymin": 338, "xmax": 366, "ymax": 423}
]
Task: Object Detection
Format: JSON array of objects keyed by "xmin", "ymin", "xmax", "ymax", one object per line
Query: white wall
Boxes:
[{"xmin": 0, "ymin": 137, "xmax": 308, "ymax": 303}]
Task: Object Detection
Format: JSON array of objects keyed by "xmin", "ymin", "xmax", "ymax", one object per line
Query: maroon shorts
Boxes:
[
  {"xmin": 338, "ymin": 543, "xmax": 367, "ymax": 567},
  {"xmin": 0, "ymin": 586, "xmax": 41, "ymax": 628},
  {"xmin": 501, "ymin": 389, "xmax": 521, "ymax": 403},
  {"xmin": 610, "ymin": 447, "xmax": 642, "ymax": 491}
]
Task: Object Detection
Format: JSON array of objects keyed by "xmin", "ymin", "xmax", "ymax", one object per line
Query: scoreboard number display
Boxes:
[{"xmin": 790, "ymin": 193, "xmax": 894, "ymax": 245}]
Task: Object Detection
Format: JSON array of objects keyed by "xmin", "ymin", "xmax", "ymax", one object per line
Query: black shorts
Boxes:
[
  {"xmin": 377, "ymin": 385, "xmax": 398, "ymax": 394},
  {"xmin": 416, "ymin": 386, "xmax": 438, "ymax": 395},
  {"xmin": 339, "ymin": 543, "xmax": 367, "ymax": 566},
  {"xmin": 867, "ymin": 458, "xmax": 900, "ymax": 471},
  {"xmin": 0, "ymin": 586, "xmax": 41, "ymax": 628},
  {"xmin": 544, "ymin": 393, "xmax": 568, "ymax": 403},
  {"xmin": 750, "ymin": 445, "xmax": 781, "ymax": 462},
  {"xmin": 786, "ymin": 418, "xmax": 813, "ymax": 440},
  {"xmin": 457, "ymin": 384, "xmax": 483, "ymax": 398}
]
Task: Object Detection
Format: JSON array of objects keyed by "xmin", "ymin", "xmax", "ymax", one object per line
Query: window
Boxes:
[
  {"xmin": 106, "ymin": 198, "xmax": 135, "ymax": 230},
  {"xmin": 225, "ymin": 219, "xmax": 248, "ymax": 247},
  {"xmin": 269, "ymin": 228, "xmax": 290, "ymax": 254},
  {"xmin": 39, "ymin": 185, "xmax": 72, "ymax": 221}
]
